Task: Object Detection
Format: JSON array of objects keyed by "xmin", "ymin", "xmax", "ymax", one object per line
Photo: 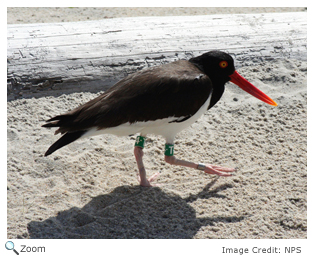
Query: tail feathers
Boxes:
[
  {"xmin": 42, "ymin": 114, "xmax": 76, "ymax": 134},
  {"xmin": 44, "ymin": 130, "xmax": 87, "ymax": 156},
  {"xmin": 42, "ymin": 114, "xmax": 71, "ymax": 126},
  {"xmin": 42, "ymin": 120, "xmax": 60, "ymax": 128}
]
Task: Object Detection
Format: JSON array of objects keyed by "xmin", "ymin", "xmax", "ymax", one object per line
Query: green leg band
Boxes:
[
  {"xmin": 165, "ymin": 144, "xmax": 174, "ymax": 156},
  {"xmin": 135, "ymin": 136, "xmax": 146, "ymax": 148}
]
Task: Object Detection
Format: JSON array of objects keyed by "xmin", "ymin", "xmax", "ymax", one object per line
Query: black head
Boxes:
[
  {"xmin": 189, "ymin": 50, "xmax": 278, "ymax": 108},
  {"xmin": 189, "ymin": 50, "xmax": 235, "ymax": 84},
  {"xmin": 189, "ymin": 51, "xmax": 236, "ymax": 109}
]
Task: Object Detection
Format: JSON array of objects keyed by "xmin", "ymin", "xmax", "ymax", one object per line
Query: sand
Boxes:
[
  {"xmin": 7, "ymin": 8, "xmax": 307, "ymax": 239},
  {"xmin": 7, "ymin": 7, "xmax": 306, "ymax": 24}
]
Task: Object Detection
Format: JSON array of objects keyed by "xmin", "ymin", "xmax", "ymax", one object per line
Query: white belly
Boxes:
[{"xmin": 83, "ymin": 94, "xmax": 211, "ymax": 144}]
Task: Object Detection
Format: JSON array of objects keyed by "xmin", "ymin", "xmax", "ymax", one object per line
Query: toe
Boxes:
[
  {"xmin": 137, "ymin": 173, "xmax": 161, "ymax": 187},
  {"xmin": 205, "ymin": 164, "xmax": 235, "ymax": 176},
  {"xmin": 148, "ymin": 172, "xmax": 160, "ymax": 182},
  {"xmin": 212, "ymin": 165, "xmax": 236, "ymax": 172}
]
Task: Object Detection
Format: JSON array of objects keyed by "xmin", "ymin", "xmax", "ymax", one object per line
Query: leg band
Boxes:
[
  {"xmin": 165, "ymin": 144, "xmax": 174, "ymax": 156},
  {"xmin": 197, "ymin": 163, "xmax": 206, "ymax": 171},
  {"xmin": 135, "ymin": 136, "xmax": 146, "ymax": 148}
]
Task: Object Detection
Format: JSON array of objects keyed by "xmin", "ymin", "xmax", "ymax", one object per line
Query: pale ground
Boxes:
[
  {"xmin": 7, "ymin": 7, "xmax": 307, "ymax": 239},
  {"xmin": 7, "ymin": 7, "xmax": 306, "ymax": 24}
]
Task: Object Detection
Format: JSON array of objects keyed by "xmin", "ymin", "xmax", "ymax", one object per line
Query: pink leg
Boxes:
[
  {"xmin": 134, "ymin": 147, "xmax": 160, "ymax": 187},
  {"xmin": 164, "ymin": 155, "xmax": 235, "ymax": 176}
]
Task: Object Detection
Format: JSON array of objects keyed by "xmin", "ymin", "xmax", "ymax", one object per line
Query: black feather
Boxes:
[{"xmin": 44, "ymin": 130, "xmax": 87, "ymax": 156}]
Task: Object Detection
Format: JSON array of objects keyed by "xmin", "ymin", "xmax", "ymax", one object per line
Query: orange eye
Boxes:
[{"xmin": 219, "ymin": 61, "xmax": 228, "ymax": 68}]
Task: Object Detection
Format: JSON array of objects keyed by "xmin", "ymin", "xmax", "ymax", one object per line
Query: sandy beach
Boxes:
[{"xmin": 7, "ymin": 8, "xmax": 307, "ymax": 239}]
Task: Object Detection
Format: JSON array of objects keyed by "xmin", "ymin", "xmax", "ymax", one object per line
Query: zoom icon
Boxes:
[{"xmin": 5, "ymin": 241, "xmax": 19, "ymax": 255}]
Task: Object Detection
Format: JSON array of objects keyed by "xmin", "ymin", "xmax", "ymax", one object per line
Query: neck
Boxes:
[
  {"xmin": 208, "ymin": 82, "xmax": 225, "ymax": 109},
  {"xmin": 188, "ymin": 56, "xmax": 227, "ymax": 109}
]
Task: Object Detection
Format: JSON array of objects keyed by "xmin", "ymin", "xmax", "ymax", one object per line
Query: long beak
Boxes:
[{"xmin": 229, "ymin": 71, "xmax": 277, "ymax": 106}]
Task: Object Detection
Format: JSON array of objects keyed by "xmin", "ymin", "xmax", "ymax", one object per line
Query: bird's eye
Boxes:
[{"xmin": 219, "ymin": 61, "xmax": 228, "ymax": 68}]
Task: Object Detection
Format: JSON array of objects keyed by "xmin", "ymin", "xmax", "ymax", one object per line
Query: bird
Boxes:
[{"xmin": 42, "ymin": 50, "xmax": 277, "ymax": 187}]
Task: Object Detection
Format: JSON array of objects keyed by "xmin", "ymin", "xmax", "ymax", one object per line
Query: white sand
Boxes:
[
  {"xmin": 7, "ymin": 8, "xmax": 307, "ymax": 239},
  {"xmin": 7, "ymin": 7, "xmax": 306, "ymax": 24}
]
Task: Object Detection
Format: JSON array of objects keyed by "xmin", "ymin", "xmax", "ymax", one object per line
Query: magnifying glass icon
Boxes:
[{"xmin": 5, "ymin": 241, "xmax": 19, "ymax": 255}]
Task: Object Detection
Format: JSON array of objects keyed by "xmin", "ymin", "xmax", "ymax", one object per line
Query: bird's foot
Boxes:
[
  {"xmin": 138, "ymin": 172, "xmax": 160, "ymax": 187},
  {"xmin": 204, "ymin": 164, "xmax": 236, "ymax": 177}
]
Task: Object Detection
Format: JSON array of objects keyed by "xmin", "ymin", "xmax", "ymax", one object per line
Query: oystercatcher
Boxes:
[{"xmin": 43, "ymin": 50, "xmax": 277, "ymax": 187}]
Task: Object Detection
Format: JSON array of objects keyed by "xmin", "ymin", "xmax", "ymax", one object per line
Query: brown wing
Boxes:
[{"xmin": 43, "ymin": 60, "xmax": 212, "ymax": 134}]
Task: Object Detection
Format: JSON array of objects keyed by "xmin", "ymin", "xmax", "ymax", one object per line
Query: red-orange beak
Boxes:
[{"xmin": 229, "ymin": 71, "xmax": 277, "ymax": 106}]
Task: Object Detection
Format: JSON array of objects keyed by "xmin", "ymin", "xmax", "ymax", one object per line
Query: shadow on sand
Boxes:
[{"xmin": 27, "ymin": 178, "xmax": 245, "ymax": 238}]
